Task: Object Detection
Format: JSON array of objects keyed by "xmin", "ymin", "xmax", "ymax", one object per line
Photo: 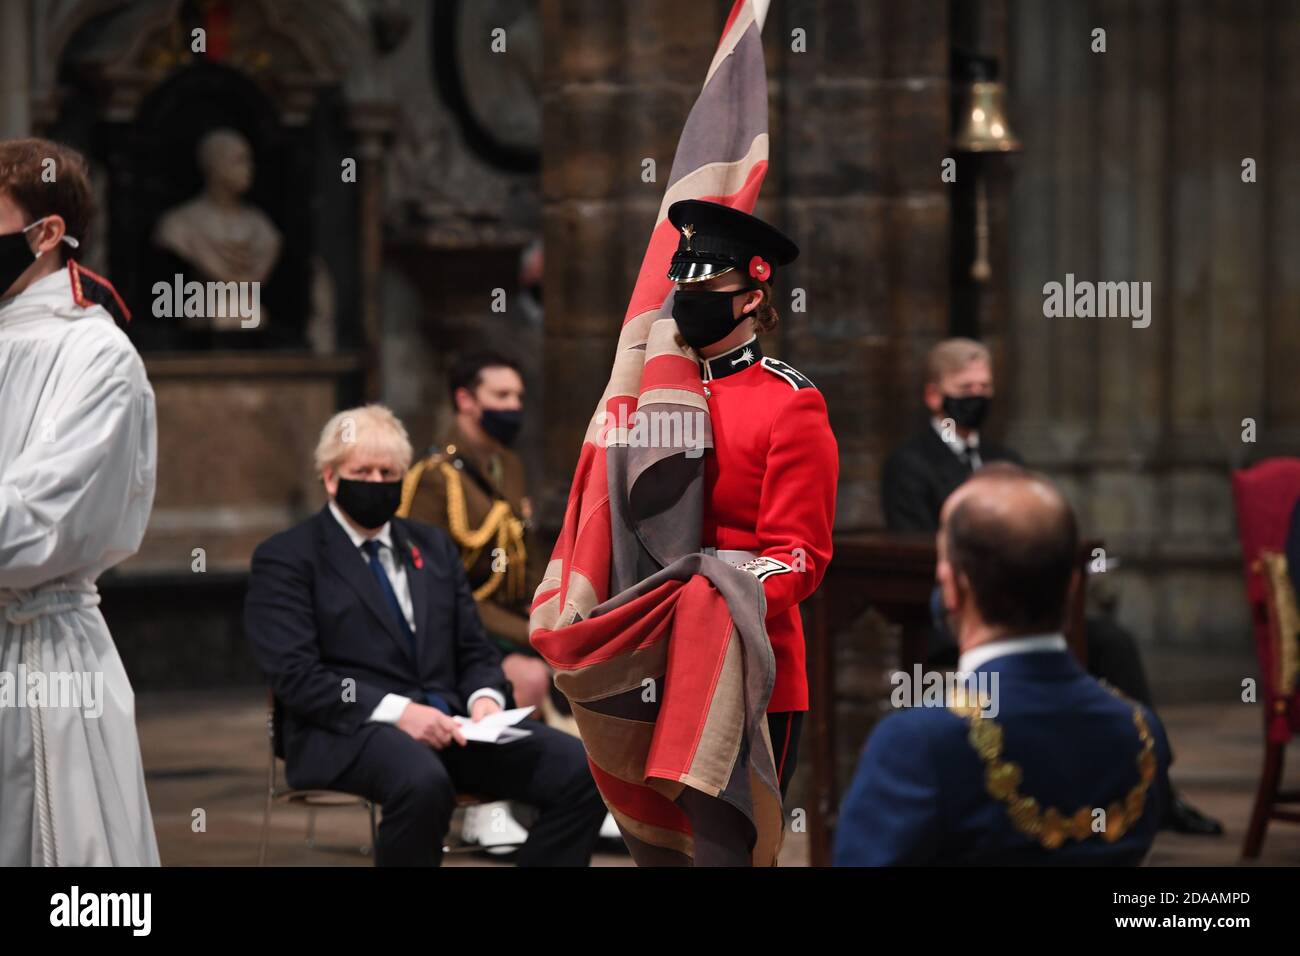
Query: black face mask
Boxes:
[
  {"xmin": 671, "ymin": 287, "xmax": 755, "ymax": 351},
  {"xmin": 334, "ymin": 477, "xmax": 403, "ymax": 530},
  {"xmin": 941, "ymin": 394, "xmax": 990, "ymax": 430},
  {"xmin": 0, "ymin": 223, "xmax": 39, "ymax": 298},
  {"xmin": 480, "ymin": 408, "xmax": 523, "ymax": 447}
]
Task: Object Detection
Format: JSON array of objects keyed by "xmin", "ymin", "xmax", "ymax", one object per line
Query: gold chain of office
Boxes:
[{"xmin": 947, "ymin": 685, "xmax": 1156, "ymax": 849}]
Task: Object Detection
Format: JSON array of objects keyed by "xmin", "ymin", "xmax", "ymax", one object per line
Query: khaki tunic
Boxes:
[{"xmin": 399, "ymin": 431, "xmax": 535, "ymax": 649}]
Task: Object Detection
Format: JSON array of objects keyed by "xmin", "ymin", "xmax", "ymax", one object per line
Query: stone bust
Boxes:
[{"xmin": 153, "ymin": 128, "xmax": 282, "ymax": 330}]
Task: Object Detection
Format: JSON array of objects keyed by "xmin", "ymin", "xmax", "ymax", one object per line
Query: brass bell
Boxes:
[
  {"xmin": 953, "ymin": 66, "xmax": 1021, "ymax": 284},
  {"xmin": 954, "ymin": 81, "xmax": 1021, "ymax": 154}
]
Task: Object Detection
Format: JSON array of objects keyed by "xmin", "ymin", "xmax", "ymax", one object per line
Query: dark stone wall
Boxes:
[{"xmin": 1005, "ymin": 0, "xmax": 1297, "ymax": 652}]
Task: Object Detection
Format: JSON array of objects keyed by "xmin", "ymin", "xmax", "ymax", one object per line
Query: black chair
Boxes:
[{"xmin": 258, "ymin": 691, "xmax": 377, "ymax": 865}]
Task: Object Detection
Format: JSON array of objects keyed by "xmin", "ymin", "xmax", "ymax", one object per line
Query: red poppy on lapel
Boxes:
[{"xmin": 409, "ymin": 543, "xmax": 424, "ymax": 569}]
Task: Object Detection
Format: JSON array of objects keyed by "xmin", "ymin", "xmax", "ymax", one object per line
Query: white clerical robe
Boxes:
[{"xmin": 0, "ymin": 268, "xmax": 160, "ymax": 866}]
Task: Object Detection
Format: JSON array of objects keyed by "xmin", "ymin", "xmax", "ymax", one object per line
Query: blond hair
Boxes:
[
  {"xmin": 927, "ymin": 337, "xmax": 991, "ymax": 385},
  {"xmin": 313, "ymin": 404, "xmax": 413, "ymax": 476}
]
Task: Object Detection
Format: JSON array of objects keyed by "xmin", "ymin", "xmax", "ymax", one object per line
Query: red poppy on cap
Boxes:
[{"xmin": 748, "ymin": 256, "xmax": 770, "ymax": 281}]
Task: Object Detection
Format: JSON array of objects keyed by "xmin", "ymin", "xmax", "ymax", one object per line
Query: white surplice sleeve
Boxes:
[{"xmin": 0, "ymin": 324, "xmax": 156, "ymax": 589}]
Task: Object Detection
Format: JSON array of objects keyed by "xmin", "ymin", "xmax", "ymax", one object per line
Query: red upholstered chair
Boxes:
[{"xmin": 1231, "ymin": 457, "xmax": 1300, "ymax": 857}]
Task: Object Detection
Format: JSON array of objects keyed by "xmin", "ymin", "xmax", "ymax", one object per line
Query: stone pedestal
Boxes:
[
  {"xmin": 101, "ymin": 353, "xmax": 359, "ymax": 690},
  {"xmin": 120, "ymin": 354, "xmax": 360, "ymax": 575}
]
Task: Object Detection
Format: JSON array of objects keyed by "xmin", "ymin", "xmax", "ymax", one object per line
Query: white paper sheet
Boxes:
[{"xmin": 454, "ymin": 706, "xmax": 535, "ymax": 743}]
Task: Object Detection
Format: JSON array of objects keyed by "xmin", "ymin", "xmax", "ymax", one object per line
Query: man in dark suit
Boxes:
[
  {"xmin": 836, "ymin": 465, "xmax": 1173, "ymax": 865},
  {"xmin": 245, "ymin": 404, "xmax": 607, "ymax": 866},
  {"xmin": 880, "ymin": 338, "xmax": 1220, "ymax": 836},
  {"xmin": 882, "ymin": 339, "xmax": 1022, "ymax": 535}
]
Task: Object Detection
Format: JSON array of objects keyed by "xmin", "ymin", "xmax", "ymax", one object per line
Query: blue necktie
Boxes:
[{"xmin": 360, "ymin": 539, "xmax": 451, "ymax": 715}]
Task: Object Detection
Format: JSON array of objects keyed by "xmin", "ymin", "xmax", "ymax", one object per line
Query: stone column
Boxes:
[
  {"xmin": 349, "ymin": 116, "xmax": 393, "ymax": 401},
  {"xmin": 539, "ymin": 0, "xmax": 718, "ymax": 527},
  {"xmin": 0, "ymin": 0, "xmax": 31, "ymax": 138},
  {"xmin": 774, "ymin": 0, "xmax": 950, "ymax": 528}
]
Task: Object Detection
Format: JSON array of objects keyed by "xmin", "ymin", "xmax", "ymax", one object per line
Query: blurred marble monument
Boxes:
[{"xmin": 152, "ymin": 128, "xmax": 282, "ymax": 331}]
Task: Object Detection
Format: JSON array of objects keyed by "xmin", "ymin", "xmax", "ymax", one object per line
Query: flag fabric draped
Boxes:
[{"xmin": 529, "ymin": 0, "xmax": 784, "ymax": 865}]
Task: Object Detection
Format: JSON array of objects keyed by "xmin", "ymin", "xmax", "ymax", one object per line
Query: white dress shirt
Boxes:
[
  {"xmin": 931, "ymin": 416, "xmax": 982, "ymax": 470},
  {"xmin": 957, "ymin": 632, "xmax": 1069, "ymax": 674},
  {"xmin": 327, "ymin": 500, "xmax": 505, "ymax": 723}
]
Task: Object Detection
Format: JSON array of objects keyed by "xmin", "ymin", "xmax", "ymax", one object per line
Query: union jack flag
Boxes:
[{"xmin": 530, "ymin": 0, "xmax": 783, "ymax": 865}]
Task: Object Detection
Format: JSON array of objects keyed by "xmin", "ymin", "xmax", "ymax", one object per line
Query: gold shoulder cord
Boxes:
[
  {"xmin": 948, "ymin": 685, "xmax": 1156, "ymax": 849},
  {"xmin": 437, "ymin": 462, "xmax": 527, "ymax": 603},
  {"xmin": 396, "ymin": 458, "xmax": 428, "ymax": 519}
]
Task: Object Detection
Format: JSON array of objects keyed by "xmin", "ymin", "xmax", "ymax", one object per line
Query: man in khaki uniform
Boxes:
[{"xmin": 399, "ymin": 351, "xmax": 552, "ymax": 714}]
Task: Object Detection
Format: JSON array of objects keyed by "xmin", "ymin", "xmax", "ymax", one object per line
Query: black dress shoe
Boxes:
[{"xmin": 1161, "ymin": 793, "xmax": 1224, "ymax": 836}]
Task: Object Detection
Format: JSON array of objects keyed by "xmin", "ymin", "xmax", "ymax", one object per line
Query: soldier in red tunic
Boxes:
[{"xmin": 666, "ymin": 199, "xmax": 839, "ymax": 798}]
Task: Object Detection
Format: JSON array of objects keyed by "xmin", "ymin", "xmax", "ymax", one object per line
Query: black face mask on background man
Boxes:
[
  {"xmin": 941, "ymin": 394, "xmax": 991, "ymax": 431},
  {"xmin": 671, "ymin": 287, "xmax": 755, "ymax": 351},
  {"xmin": 334, "ymin": 477, "xmax": 403, "ymax": 530},
  {"xmin": 480, "ymin": 408, "xmax": 523, "ymax": 448}
]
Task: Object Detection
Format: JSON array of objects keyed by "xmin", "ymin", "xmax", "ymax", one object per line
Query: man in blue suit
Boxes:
[
  {"xmin": 835, "ymin": 464, "xmax": 1172, "ymax": 865},
  {"xmin": 245, "ymin": 404, "xmax": 606, "ymax": 866}
]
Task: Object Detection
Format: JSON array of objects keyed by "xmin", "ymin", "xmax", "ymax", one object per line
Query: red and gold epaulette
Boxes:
[{"xmin": 67, "ymin": 260, "xmax": 131, "ymax": 324}]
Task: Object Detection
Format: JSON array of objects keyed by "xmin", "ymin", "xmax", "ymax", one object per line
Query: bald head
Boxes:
[{"xmin": 938, "ymin": 465, "xmax": 1079, "ymax": 635}]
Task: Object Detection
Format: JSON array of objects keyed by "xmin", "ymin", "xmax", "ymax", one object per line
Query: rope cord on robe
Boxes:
[
  {"xmin": 0, "ymin": 580, "xmax": 101, "ymax": 625},
  {"xmin": 2, "ymin": 580, "xmax": 101, "ymax": 866},
  {"xmin": 21, "ymin": 625, "xmax": 57, "ymax": 865}
]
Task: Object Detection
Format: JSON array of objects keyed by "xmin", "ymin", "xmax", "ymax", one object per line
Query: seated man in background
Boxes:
[
  {"xmin": 835, "ymin": 465, "xmax": 1172, "ymax": 865},
  {"xmin": 400, "ymin": 352, "xmax": 550, "ymax": 714},
  {"xmin": 244, "ymin": 404, "xmax": 606, "ymax": 866},
  {"xmin": 881, "ymin": 338, "xmax": 1023, "ymax": 531},
  {"xmin": 881, "ymin": 337, "xmax": 1220, "ymax": 836}
]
